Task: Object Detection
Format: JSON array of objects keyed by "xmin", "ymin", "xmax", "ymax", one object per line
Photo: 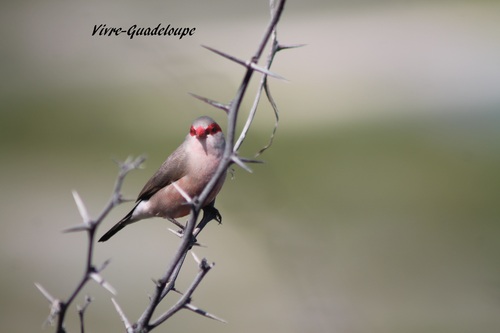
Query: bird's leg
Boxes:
[
  {"xmin": 194, "ymin": 200, "xmax": 222, "ymax": 237},
  {"xmin": 167, "ymin": 217, "xmax": 185, "ymax": 231}
]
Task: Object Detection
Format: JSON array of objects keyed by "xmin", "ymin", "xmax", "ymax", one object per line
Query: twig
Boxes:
[
  {"xmin": 35, "ymin": 156, "xmax": 145, "ymax": 333},
  {"xmin": 149, "ymin": 257, "xmax": 217, "ymax": 328},
  {"xmin": 77, "ymin": 295, "xmax": 93, "ymax": 333}
]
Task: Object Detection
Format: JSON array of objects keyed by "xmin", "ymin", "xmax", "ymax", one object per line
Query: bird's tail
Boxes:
[
  {"xmin": 98, "ymin": 207, "xmax": 135, "ymax": 242},
  {"xmin": 98, "ymin": 219, "xmax": 126, "ymax": 242}
]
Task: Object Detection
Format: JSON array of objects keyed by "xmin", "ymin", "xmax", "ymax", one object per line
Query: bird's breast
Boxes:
[{"xmin": 142, "ymin": 157, "xmax": 226, "ymax": 219}]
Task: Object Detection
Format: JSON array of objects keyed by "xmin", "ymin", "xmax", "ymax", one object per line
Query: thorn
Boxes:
[
  {"xmin": 191, "ymin": 251, "xmax": 201, "ymax": 265},
  {"xmin": 249, "ymin": 62, "xmax": 286, "ymax": 80},
  {"xmin": 277, "ymin": 43, "xmax": 306, "ymax": 51},
  {"xmin": 167, "ymin": 228, "xmax": 183, "ymax": 238},
  {"xmin": 112, "ymin": 298, "xmax": 132, "ymax": 331},
  {"xmin": 35, "ymin": 283, "xmax": 56, "ymax": 303},
  {"xmin": 35, "ymin": 284, "xmax": 61, "ymax": 328},
  {"xmin": 90, "ymin": 272, "xmax": 116, "ymax": 295},
  {"xmin": 96, "ymin": 259, "xmax": 111, "ymax": 273},
  {"xmin": 189, "ymin": 93, "xmax": 230, "ymax": 113},
  {"xmin": 231, "ymin": 155, "xmax": 253, "ymax": 173},
  {"xmin": 171, "ymin": 181, "xmax": 193, "ymax": 204},
  {"xmin": 237, "ymin": 156, "xmax": 265, "ymax": 164},
  {"xmin": 184, "ymin": 303, "xmax": 227, "ymax": 323},
  {"xmin": 62, "ymin": 224, "xmax": 89, "ymax": 233},
  {"xmin": 72, "ymin": 190, "xmax": 91, "ymax": 225},
  {"xmin": 202, "ymin": 45, "xmax": 285, "ymax": 80},
  {"xmin": 202, "ymin": 45, "xmax": 246, "ymax": 67},
  {"xmin": 172, "ymin": 287, "xmax": 183, "ymax": 295},
  {"xmin": 168, "ymin": 228, "xmax": 203, "ymax": 246}
]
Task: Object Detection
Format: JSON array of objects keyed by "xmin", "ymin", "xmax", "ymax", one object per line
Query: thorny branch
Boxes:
[
  {"xmin": 35, "ymin": 156, "xmax": 146, "ymax": 333},
  {"xmin": 36, "ymin": 0, "xmax": 294, "ymax": 332},
  {"xmin": 136, "ymin": 1, "xmax": 290, "ymax": 330}
]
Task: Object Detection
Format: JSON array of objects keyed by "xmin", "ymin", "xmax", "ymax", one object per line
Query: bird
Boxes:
[{"xmin": 98, "ymin": 116, "xmax": 226, "ymax": 242}]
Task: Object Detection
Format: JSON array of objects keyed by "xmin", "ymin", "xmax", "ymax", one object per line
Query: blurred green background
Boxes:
[{"xmin": 1, "ymin": 0, "xmax": 500, "ymax": 332}]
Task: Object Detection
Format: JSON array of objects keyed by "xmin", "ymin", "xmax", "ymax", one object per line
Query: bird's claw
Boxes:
[
  {"xmin": 214, "ymin": 208, "xmax": 222, "ymax": 224},
  {"xmin": 203, "ymin": 205, "xmax": 222, "ymax": 225}
]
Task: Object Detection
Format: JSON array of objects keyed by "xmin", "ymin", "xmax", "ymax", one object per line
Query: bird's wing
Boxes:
[{"xmin": 136, "ymin": 143, "xmax": 188, "ymax": 201}]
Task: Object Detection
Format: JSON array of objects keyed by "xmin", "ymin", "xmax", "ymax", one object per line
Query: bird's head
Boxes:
[
  {"xmin": 189, "ymin": 116, "xmax": 223, "ymax": 140},
  {"xmin": 187, "ymin": 116, "xmax": 225, "ymax": 156}
]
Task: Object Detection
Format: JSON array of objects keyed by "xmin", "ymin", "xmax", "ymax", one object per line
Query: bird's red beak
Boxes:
[{"xmin": 195, "ymin": 126, "xmax": 207, "ymax": 138}]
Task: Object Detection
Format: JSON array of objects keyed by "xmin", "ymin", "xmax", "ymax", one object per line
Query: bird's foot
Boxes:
[
  {"xmin": 201, "ymin": 205, "xmax": 222, "ymax": 225},
  {"xmin": 192, "ymin": 205, "xmax": 222, "ymax": 237}
]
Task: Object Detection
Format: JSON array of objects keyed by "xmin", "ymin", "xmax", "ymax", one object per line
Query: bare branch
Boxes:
[
  {"xmin": 77, "ymin": 295, "xmax": 93, "ymax": 333},
  {"xmin": 149, "ymin": 257, "xmax": 214, "ymax": 328},
  {"xmin": 235, "ymin": 5, "xmax": 299, "ymax": 156},
  {"xmin": 136, "ymin": 215, "xmax": 197, "ymax": 327},
  {"xmin": 256, "ymin": 79, "xmax": 280, "ymax": 157},
  {"xmin": 159, "ymin": 251, "xmax": 189, "ymax": 300},
  {"xmin": 37, "ymin": 156, "xmax": 145, "ymax": 332}
]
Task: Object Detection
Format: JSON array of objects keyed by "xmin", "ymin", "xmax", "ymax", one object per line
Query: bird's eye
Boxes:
[
  {"xmin": 209, "ymin": 123, "xmax": 221, "ymax": 134},
  {"xmin": 189, "ymin": 126, "xmax": 196, "ymax": 136}
]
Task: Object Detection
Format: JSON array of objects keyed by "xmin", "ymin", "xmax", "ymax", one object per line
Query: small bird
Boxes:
[{"xmin": 98, "ymin": 116, "xmax": 226, "ymax": 242}]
